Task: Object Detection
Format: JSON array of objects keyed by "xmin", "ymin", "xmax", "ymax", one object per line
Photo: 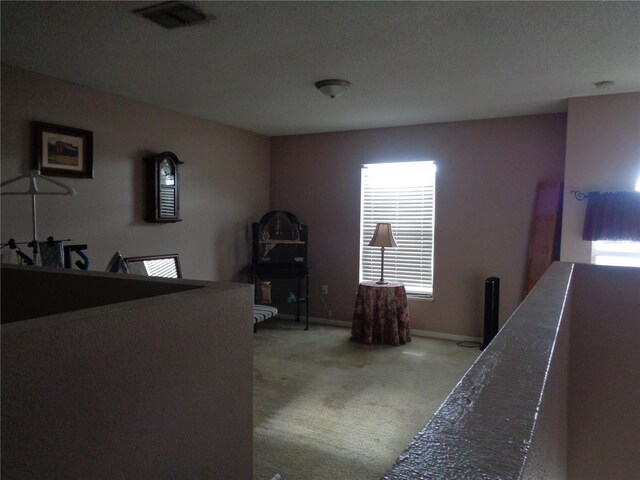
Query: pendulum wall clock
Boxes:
[{"xmin": 145, "ymin": 151, "xmax": 183, "ymax": 223}]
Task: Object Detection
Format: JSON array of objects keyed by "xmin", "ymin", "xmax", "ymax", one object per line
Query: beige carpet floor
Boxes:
[{"xmin": 253, "ymin": 318, "xmax": 479, "ymax": 480}]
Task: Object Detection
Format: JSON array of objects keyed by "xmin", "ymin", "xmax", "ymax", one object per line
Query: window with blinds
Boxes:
[
  {"xmin": 360, "ymin": 161, "xmax": 436, "ymax": 297},
  {"xmin": 590, "ymin": 175, "xmax": 640, "ymax": 268},
  {"xmin": 591, "ymin": 241, "xmax": 640, "ymax": 267}
]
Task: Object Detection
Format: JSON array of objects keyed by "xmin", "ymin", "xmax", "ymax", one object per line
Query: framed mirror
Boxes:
[{"xmin": 123, "ymin": 254, "xmax": 182, "ymax": 279}]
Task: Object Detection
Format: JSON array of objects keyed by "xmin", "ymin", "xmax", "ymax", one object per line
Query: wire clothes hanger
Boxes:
[{"xmin": 1, "ymin": 170, "xmax": 76, "ymax": 265}]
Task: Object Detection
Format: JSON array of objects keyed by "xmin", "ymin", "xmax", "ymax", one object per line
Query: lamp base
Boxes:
[{"xmin": 376, "ymin": 280, "xmax": 388, "ymax": 285}]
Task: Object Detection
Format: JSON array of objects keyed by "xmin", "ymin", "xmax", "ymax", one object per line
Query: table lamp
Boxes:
[{"xmin": 368, "ymin": 223, "xmax": 397, "ymax": 284}]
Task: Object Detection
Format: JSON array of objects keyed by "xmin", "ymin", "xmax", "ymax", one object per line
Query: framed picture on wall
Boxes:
[{"xmin": 34, "ymin": 122, "xmax": 93, "ymax": 178}]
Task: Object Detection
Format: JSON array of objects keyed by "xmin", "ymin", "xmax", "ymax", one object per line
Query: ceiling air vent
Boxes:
[{"xmin": 133, "ymin": 1, "xmax": 210, "ymax": 29}]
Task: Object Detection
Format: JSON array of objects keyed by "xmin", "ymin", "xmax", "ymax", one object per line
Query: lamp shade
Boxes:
[{"xmin": 368, "ymin": 223, "xmax": 397, "ymax": 248}]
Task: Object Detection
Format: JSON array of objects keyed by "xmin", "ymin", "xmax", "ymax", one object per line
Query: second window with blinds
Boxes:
[{"xmin": 359, "ymin": 161, "xmax": 436, "ymax": 298}]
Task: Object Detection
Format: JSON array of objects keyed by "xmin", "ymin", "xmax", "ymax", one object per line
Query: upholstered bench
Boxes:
[{"xmin": 253, "ymin": 304, "xmax": 278, "ymax": 333}]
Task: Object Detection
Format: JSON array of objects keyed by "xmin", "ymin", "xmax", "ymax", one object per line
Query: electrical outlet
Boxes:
[{"xmin": 322, "ymin": 285, "xmax": 329, "ymax": 295}]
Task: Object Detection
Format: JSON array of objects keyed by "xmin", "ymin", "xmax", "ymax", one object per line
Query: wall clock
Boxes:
[{"xmin": 145, "ymin": 151, "xmax": 183, "ymax": 223}]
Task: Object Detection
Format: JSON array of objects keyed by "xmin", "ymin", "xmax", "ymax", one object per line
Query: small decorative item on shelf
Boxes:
[{"xmin": 259, "ymin": 281, "xmax": 272, "ymax": 304}]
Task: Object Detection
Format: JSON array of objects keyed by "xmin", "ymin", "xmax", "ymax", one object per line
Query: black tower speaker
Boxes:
[{"xmin": 481, "ymin": 277, "xmax": 500, "ymax": 350}]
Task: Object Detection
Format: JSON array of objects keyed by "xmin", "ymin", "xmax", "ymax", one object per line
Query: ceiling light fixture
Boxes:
[{"xmin": 315, "ymin": 79, "xmax": 351, "ymax": 98}]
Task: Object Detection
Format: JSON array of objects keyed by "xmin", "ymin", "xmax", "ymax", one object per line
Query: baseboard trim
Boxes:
[
  {"xmin": 411, "ymin": 328, "xmax": 482, "ymax": 343},
  {"xmin": 277, "ymin": 314, "xmax": 351, "ymax": 328},
  {"xmin": 311, "ymin": 317, "xmax": 352, "ymax": 328},
  {"xmin": 276, "ymin": 314, "xmax": 482, "ymax": 343}
]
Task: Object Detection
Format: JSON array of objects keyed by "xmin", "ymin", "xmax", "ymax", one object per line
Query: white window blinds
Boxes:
[
  {"xmin": 592, "ymin": 241, "xmax": 640, "ymax": 267},
  {"xmin": 360, "ymin": 161, "xmax": 436, "ymax": 297}
]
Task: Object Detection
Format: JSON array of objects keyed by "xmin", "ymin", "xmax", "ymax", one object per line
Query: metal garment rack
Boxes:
[{"xmin": 1, "ymin": 170, "xmax": 76, "ymax": 265}]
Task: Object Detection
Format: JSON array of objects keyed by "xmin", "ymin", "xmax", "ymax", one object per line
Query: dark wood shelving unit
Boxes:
[{"xmin": 251, "ymin": 211, "xmax": 309, "ymax": 330}]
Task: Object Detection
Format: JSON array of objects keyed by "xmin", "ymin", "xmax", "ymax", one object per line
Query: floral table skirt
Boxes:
[{"xmin": 351, "ymin": 281, "xmax": 411, "ymax": 346}]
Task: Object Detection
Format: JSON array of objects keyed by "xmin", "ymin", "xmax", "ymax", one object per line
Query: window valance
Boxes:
[{"xmin": 582, "ymin": 191, "xmax": 640, "ymax": 242}]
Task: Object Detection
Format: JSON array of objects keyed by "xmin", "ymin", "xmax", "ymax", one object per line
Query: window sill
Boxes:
[{"xmin": 407, "ymin": 295, "xmax": 433, "ymax": 302}]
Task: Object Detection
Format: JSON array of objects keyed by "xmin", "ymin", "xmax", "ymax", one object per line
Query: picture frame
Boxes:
[{"xmin": 34, "ymin": 122, "xmax": 93, "ymax": 178}]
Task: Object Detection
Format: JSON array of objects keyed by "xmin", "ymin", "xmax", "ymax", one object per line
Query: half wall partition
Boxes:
[{"xmin": 384, "ymin": 262, "xmax": 639, "ymax": 480}]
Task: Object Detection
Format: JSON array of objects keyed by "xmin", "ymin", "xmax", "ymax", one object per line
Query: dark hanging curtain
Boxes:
[{"xmin": 582, "ymin": 191, "xmax": 640, "ymax": 241}]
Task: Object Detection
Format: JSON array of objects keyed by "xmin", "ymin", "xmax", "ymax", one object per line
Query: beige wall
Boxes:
[
  {"xmin": 271, "ymin": 115, "xmax": 566, "ymax": 337},
  {"xmin": 1, "ymin": 65, "xmax": 270, "ymax": 282},
  {"xmin": 560, "ymin": 92, "xmax": 640, "ymax": 263},
  {"xmin": 568, "ymin": 264, "xmax": 640, "ymax": 480},
  {"xmin": 1, "ymin": 266, "xmax": 254, "ymax": 479},
  {"xmin": 385, "ymin": 262, "xmax": 574, "ymax": 479},
  {"xmin": 522, "ymin": 278, "xmax": 570, "ymax": 480},
  {"xmin": 1, "ymin": 265, "xmax": 198, "ymax": 323},
  {"xmin": 384, "ymin": 263, "xmax": 639, "ymax": 479}
]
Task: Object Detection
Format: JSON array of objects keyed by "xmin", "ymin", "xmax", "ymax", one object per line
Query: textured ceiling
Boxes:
[{"xmin": 2, "ymin": 1, "xmax": 639, "ymax": 136}]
